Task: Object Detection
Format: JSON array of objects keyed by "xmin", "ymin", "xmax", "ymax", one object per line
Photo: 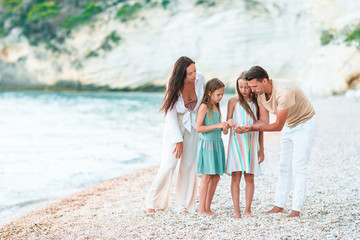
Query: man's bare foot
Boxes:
[
  {"xmin": 180, "ymin": 210, "xmax": 191, "ymax": 215},
  {"xmin": 231, "ymin": 212, "xmax": 241, "ymax": 218},
  {"xmin": 264, "ymin": 206, "xmax": 284, "ymax": 214},
  {"xmin": 198, "ymin": 211, "xmax": 215, "ymax": 217},
  {"xmin": 146, "ymin": 208, "xmax": 155, "ymax": 214},
  {"xmin": 245, "ymin": 211, "xmax": 255, "ymax": 217},
  {"xmin": 285, "ymin": 210, "xmax": 300, "ymax": 218}
]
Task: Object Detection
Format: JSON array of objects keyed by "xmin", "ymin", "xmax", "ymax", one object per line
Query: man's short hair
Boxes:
[{"xmin": 245, "ymin": 66, "xmax": 269, "ymax": 82}]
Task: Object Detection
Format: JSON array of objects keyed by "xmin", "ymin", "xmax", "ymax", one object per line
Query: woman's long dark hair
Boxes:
[
  {"xmin": 236, "ymin": 71, "xmax": 259, "ymax": 121},
  {"xmin": 159, "ymin": 56, "xmax": 195, "ymax": 115}
]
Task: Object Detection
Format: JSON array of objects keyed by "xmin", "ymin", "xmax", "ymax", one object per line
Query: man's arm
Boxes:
[
  {"xmin": 250, "ymin": 108, "xmax": 288, "ymax": 132},
  {"xmin": 234, "ymin": 105, "xmax": 269, "ymax": 133},
  {"xmin": 236, "ymin": 106, "xmax": 288, "ymax": 133},
  {"xmin": 251, "ymin": 105, "xmax": 269, "ymax": 129}
]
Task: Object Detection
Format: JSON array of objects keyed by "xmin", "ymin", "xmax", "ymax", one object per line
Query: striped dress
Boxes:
[{"xmin": 226, "ymin": 101, "xmax": 260, "ymax": 175}]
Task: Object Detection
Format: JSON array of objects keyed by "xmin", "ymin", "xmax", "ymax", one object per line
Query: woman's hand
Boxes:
[
  {"xmin": 258, "ymin": 148, "xmax": 265, "ymax": 164},
  {"xmin": 172, "ymin": 142, "xmax": 183, "ymax": 159}
]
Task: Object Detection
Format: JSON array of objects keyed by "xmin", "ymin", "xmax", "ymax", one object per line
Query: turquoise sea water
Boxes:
[
  {"xmin": 0, "ymin": 90, "xmax": 233, "ymax": 224},
  {"xmin": 0, "ymin": 91, "xmax": 167, "ymax": 224}
]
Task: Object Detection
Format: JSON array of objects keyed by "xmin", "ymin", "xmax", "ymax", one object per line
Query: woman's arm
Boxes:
[
  {"xmin": 166, "ymin": 105, "xmax": 183, "ymax": 159},
  {"xmin": 196, "ymin": 104, "xmax": 227, "ymax": 133},
  {"xmin": 166, "ymin": 105, "xmax": 183, "ymax": 143}
]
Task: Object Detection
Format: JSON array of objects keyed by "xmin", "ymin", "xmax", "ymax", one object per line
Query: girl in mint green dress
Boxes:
[
  {"xmin": 197, "ymin": 111, "xmax": 226, "ymax": 175},
  {"xmin": 196, "ymin": 78, "xmax": 229, "ymax": 217}
]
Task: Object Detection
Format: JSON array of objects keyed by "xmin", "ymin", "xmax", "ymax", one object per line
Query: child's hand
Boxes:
[
  {"xmin": 233, "ymin": 126, "xmax": 243, "ymax": 134},
  {"xmin": 227, "ymin": 119, "xmax": 236, "ymax": 128},
  {"xmin": 223, "ymin": 128, "xmax": 229, "ymax": 135},
  {"xmin": 218, "ymin": 122, "xmax": 229, "ymax": 129},
  {"xmin": 234, "ymin": 125, "xmax": 252, "ymax": 134},
  {"xmin": 258, "ymin": 148, "xmax": 265, "ymax": 163}
]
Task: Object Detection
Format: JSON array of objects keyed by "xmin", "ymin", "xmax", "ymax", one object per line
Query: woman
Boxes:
[{"xmin": 145, "ymin": 56, "xmax": 204, "ymax": 215}]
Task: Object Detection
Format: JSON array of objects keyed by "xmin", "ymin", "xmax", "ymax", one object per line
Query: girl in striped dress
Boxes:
[{"xmin": 226, "ymin": 72, "xmax": 265, "ymax": 218}]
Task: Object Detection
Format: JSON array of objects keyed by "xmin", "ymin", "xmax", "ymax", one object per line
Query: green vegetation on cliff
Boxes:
[
  {"xmin": 116, "ymin": 3, "xmax": 142, "ymax": 22},
  {"xmin": 321, "ymin": 24, "xmax": 360, "ymax": 49},
  {"xmin": 61, "ymin": 2, "xmax": 102, "ymax": 30},
  {"xmin": 345, "ymin": 24, "xmax": 360, "ymax": 46},
  {"xmin": 320, "ymin": 30, "xmax": 334, "ymax": 46},
  {"xmin": 86, "ymin": 31, "xmax": 122, "ymax": 58},
  {"xmin": 0, "ymin": 0, "xmax": 176, "ymax": 48},
  {"xmin": 0, "ymin": 0, "xmax": 104, "ymax": 45}
]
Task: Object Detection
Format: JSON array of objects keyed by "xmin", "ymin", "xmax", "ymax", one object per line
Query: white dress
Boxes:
[{"xmin": 145, "ymin": 72, "xmax": 204, "ymax": 213}]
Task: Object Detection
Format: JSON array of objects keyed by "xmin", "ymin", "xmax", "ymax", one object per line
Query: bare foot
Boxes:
[
  {"xmin": 210, "ymin": 210, "xmax": 222, "ymax": 216},
  {"xmin": 180, "ymin": 210, "xmax": 191, "ymax": 215},
  {"xmin": 231, "ymin": 212, "xmax": 241, "ymax": 218},
  {"xmin": 245, "ymin": 211, "xmax": 255, "ymax": 217},
  {"xmin": 264, "ymin": 206, "xmax": 284, "ymax": 214},
  {"xmin": 285, "ymin": 210, "xmax": 300, "ymax": 218},
  {"xmin": 198, "ymin": 211, "xmax": 215, "ymax": 217},
  {"xmin": 146, "ymin": 208, "xmax": 155, "ymax": 214}
]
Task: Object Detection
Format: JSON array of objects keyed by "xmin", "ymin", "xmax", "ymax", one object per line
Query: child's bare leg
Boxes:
[
  {"xmin": 198, "ymin": 175, "xmax": 213, "ymax": 216},
  {"xmin": 244, "ymin": 173, "xmax": 255, "ymax": 217},
  {"xmin": 207, "ymin": 174, "xmax": 221, "ymax": 216},
  {"xmin": 231, "ymin": 172, "xmax": 241, "ymax": 218}
]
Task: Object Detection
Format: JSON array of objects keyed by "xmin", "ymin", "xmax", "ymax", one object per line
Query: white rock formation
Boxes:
[{"xmin": 1, "ymin": 0, "xmax": 360, "ymax": 96}]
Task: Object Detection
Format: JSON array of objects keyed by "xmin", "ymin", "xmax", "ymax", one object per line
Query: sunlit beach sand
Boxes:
[{"xmin": 0, "ymin": 96, "xmax": 359, "ymax": 239}]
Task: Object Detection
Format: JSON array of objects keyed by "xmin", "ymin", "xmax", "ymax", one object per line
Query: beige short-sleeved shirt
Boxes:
[{"xmin": 257, "ymin": 79, "xmax": 315, "ymax": 127}]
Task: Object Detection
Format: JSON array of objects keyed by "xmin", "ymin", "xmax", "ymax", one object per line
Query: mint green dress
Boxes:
[{"xmin": 197, "ymin": 111, "xmax": 225, "ymax": 175}]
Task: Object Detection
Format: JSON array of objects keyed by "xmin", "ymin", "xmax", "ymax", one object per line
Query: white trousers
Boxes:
[
  {"xmin": 145, "ymin": 114, "xmax": 198, "ymax": 213},
  {"xmin": 274, "ymin": 116, "xmax": 317, "ymax": 211}
]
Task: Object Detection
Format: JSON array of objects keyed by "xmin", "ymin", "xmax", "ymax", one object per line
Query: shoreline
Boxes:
[
  {"xmin": 0, "ymin": 186, "xmax": 87, "ymax": 227},
  {"xmin": 0, "ymin": 166, "xmax": 160, "ymax": 238},
  {"xmin": 1, "ymin": 96, "xmax": 359, "ymax": 239}
]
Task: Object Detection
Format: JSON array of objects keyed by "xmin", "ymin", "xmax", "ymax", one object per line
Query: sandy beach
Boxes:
[{"xmin": 1, "ymin": 96, "xmax": 359, "ymax": 239}]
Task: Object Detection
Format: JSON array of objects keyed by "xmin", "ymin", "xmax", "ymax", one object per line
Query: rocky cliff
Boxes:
[{"xmin": 1, "ymin": 0, "xmax": 360, "ymax": 96}]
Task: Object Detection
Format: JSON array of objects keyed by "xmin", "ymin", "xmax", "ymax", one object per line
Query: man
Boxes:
[{"xmin": 237, "ymin": 66, "xmax": 317, "ymax": 218}]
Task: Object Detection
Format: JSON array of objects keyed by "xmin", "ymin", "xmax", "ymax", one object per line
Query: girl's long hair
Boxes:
[
  {"xmin": 159, "ymin": 56, "xmax": 195, "ymax": 115},
  {"xmin": 201, "ymin": 78, "xmax": 225, "ymax": 121},
  {"xmin": 236, "ymin": 71, "xmax": 259, "ymax": 121}
]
